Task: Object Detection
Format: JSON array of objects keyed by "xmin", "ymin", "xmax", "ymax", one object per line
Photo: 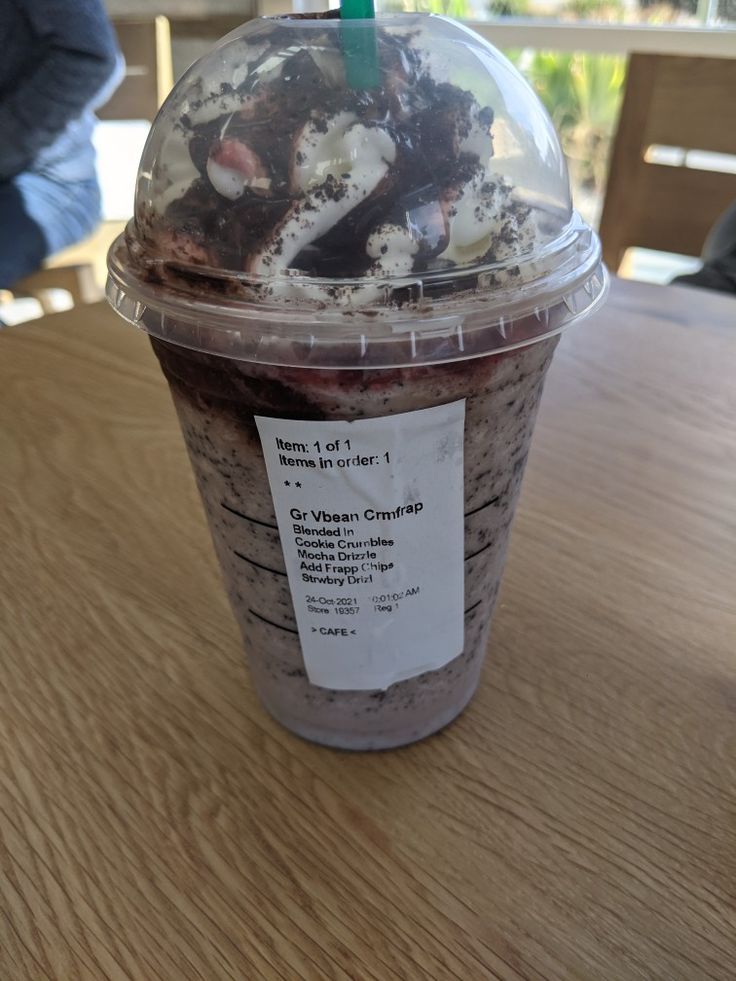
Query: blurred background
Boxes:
[
  {"xmin": 3, "ymin": 0, "xmax": 735, "ymax": 322},
  {"xmin": 106, "ymin": 0, "xmax": 735, "ymax": 228}
]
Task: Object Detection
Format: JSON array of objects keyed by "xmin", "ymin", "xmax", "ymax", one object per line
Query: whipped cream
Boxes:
[{"xmin": 139, "ymin": 18, "xmax": 548, "ymax": 303}]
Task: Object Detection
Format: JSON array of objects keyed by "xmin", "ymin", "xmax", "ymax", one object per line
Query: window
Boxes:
[{"xmin": 374, "ymin": 0, "xmax": 736, "ymax": 226}]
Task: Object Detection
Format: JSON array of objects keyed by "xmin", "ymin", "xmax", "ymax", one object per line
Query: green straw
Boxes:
[{"xmin": 340, "ymin": 0, "xmax": 379, "ymax": 90}]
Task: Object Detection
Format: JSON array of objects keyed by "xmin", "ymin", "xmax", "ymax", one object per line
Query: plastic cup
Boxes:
[{"xmin": 106, "ymin": 13, "xmax": 607, "ymax": 749}]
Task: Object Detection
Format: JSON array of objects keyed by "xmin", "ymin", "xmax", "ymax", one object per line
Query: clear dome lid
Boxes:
[{"xmin": 107, "ymin": 13, "xmax": 606, "ymax": 365}]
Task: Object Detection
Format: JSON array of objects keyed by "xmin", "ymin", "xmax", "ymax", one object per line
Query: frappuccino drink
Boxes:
[{"xmin": 107, "ymin": 13, "xmax": 606, "ymax": 748}]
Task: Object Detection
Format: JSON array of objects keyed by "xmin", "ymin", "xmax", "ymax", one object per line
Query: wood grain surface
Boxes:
[{"xmin": 1, "ymin": 278, "xmax": 735, "ymax": 980}]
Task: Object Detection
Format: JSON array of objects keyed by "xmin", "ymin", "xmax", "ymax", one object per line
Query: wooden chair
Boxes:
[
  {"xmin": 13, "ymin": 17, "xmax": 173, "ymax": 310},
  {"xmin": 98, "ymin": 17, "xmax": 173, "ymax": 125},
  {"xmin": 599, "ymin": 53, "xmax": 736, "ymax": 274}
]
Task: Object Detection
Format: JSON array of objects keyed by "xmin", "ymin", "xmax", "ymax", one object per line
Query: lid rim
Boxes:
[
  {"xmin": 105, "ymin": 267, "xmax": 609, "ymax": 368},
  {"xmin": 106, "ymin": 226, "xmax": 608, "ymax": 369},
  {"xmin": 108, "ymin": 212, "xmax": 602, "ymax": 327}
]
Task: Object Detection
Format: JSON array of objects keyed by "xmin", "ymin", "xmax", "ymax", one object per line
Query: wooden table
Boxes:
[{"xmin": 1, "ymin": 278, "xmax": 735, "ymax": 980}]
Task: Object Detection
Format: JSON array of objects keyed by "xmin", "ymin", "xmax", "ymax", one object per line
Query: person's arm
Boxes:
[{"xmin": 0, "ymin": 0, "xmax": 121, "ymax": 180}]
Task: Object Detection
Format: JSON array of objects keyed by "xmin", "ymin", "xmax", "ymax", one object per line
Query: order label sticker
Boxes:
[{"xmin": 255, "ymin": 400, "xmax": 465, "ymax": 690}]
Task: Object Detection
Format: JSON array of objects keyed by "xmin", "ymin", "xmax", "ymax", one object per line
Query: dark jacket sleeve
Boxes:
[{"xmin": 0, "ymin": 0, "xmax": 121, "ymax": 180}]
